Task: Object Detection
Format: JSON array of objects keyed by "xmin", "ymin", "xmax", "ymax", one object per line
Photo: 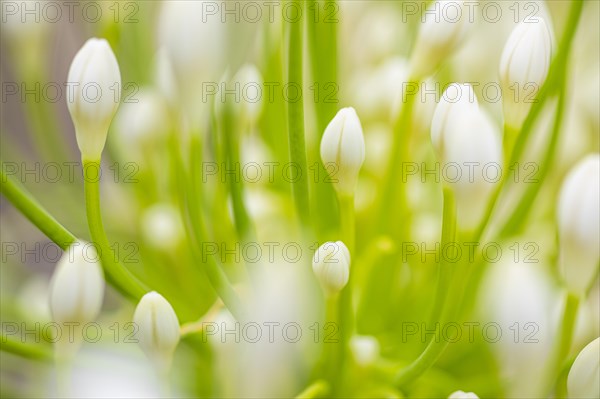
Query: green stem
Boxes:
[
  {"xmin": 82, "ymin": 159, "xmax": 147, "ymax": 300},
  {"xmin": 429, "ymin": 187, "xmax": 456, "ymax": 325},
  {"xmin": 0, "ymin": 164, "xmax": 76, "ymax": 250},
  {"xmin": 295, "ymin": 380, "xmax": 330, "ymax": 398},
  {"xmin": 329, "ymin": 194, "xmax": 355, "ymax": 395},
  {"xmin": 395, "ymin": 187, "xmax": 458, "ymax": 388},
  {"xmin": 0, "ymin": 334, "xmax": 52, "ymax": 361},
  {"xmin": 377, "ymin": 79, "xmax": 419, "ymax": 238},
  {"xmin": 497, "ymin": 80, "xmax": 566, "ymax": 238},
  {"xmin": 286, "ymin": 0, "xmax": 310, "ymax": 224},
  {"xmin": 546, "ymin": 292, "xmax": 579, "ymax": 396},
  {"xmin": 169, "ymin": 134, "xmax": 245, "ymax": 321}
]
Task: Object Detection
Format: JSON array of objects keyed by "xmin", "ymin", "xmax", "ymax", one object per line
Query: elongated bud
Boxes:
[
  {"xmin": 448, "ymin": 391, "xmax": 479, "ymax": 399},
  {"xmin": 312, "ymin": 241, "xmax": 351, "ymax": 294},
  {"xmin": 409, "ymin": 0, "xmax": 471, "ymax": 79},
  {"xmin": 320, "ymin": 107, "xmax": 365, "ymax": 197},
  {"xmin": 67, "ymin": 38, "xmax": 121, "ymax": 161},
  {"xmin": 431, "ymin": 83, "xmax": 503, "ymax": 230},
  {"xmin": 133, "ymin": 292, "xmax": 180, "ymax": 372},
  {"xmin": 557, "ymin": 155, "xmax": 600, "ymax": 295},
  {"xmin": 499, "ymin": 18, "xmax": 553, "ymax": 130},
  {"xmin": 49, "ymin": 241, "xmax": 105, "ymax": 325},
  {"xmin": 567, "ymin": 337, "xmax": 600, "ymax": 399}
]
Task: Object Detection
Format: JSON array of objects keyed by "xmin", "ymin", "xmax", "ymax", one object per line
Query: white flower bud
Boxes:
[
  {"xmin": 431, "ymin": 83, "xmax": 503, "ymax": 230},
  {"xmin": 233, "ymin": 63, "xmax": 263, "ymax": 125},
  {"xmin": 312, "ymin": 241, "xmax": 351, "ymax": 294},
  {"xmin": 133, "ymin": 292, "xmax": 180, "ymax": 371},
  {"xmin": 350, "ymin": 335, "xmax": 380, "ymax": 367},
  {"xmin": 448, "ymin": 391, "xmax": 479, "ymax": 399},
  {"xmin": 499, "ymin": 18, "xmax": 553, "ymax": 130},
  {"xmin": 567, "ymin": 337, "xmax": 600, "ymax": 399},
  {"xmin": 557, "ymin": 155, "xmax": 600, "ymax": 295},
  {"xmin": 67, "ymin": 38, "xmax": 122, "ymax": 161},
  {"xmin": 409, "ymin": 0, "xmax": 471, "ymax": 79},
  {"xmin": 49, "ymin": 242, "xmax": 105, "ymax": 325},
  {"xmin": 320, "ymin": 107, "xmax": 366, "ymax": 197}
]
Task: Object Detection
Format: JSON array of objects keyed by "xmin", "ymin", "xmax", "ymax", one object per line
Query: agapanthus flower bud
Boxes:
[
  {"xmin": 567, "ymin": 337, "xmax": 600, "ymax": 399},
  {"xmin": 409, "ymin": 0, "xmax": 471, "ymax": 79},
  {"xmin": 133, "ymin": 292, "xmax": 180, "ymax": 371},
  {"xmin": 320, "ymin": 107, "xmax": 366, "ymax": 197},
  {"xmin": 67, "ymin": 38, "xmax": 121, "ymax": 161},
  {"xmin": 431, "ymin": 83, "xmax": 503, "ymax": 230},
  {"xmin": 49, "ymin": 241, "xmax": 105, "ymax": 325},
  {"xmin": 499, "ymin": 18, "xmax": 553, "ymax": 130},
  {"xmin": 557, "ymin": 155, "xmax": 600, "ymax": 295},
  {"xmin": 312, "ymin": 241, "xmax": 351, "ymax": 294},
  {"xmin": 448, "ymin": 391, "xmax": 479, "ymax": 399}
]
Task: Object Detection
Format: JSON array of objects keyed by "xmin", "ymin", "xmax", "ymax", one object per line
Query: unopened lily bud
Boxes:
[
  {"xmin": 448, "ymin": 391, "xmax": 479, "ymax": 399},
  {"xmin": 67, "ymin": 38, "xmax": 121, "ymax": 161},
  {"xmin": 409, "ymin": 0, "xmax": 471, "ymax": 79},
  {"xmin": 133, "ymin": 292, "xmax": 180, "ymax": 372},
  {"xmin": 320, "ymin": 107, "xmax": 366, "ymax": 197},
  {"xmin": 567, "ymin": 337, "xmax": 600, "ymax": 399},
  {"xmin": 312, "ymin": 241, "xmax": 351, "ymax": 294},
  {"xmin": 499, "ymin": 18, "xmax": 553, "ymax": 130},
  {"xmin": 49, "ymin": 241, "xmax": 105, "ymax": 325},
  {"xmin": 233, "ymin": 63, "xmax": 263, "ymax": 125},
  {"xmin": 557, "ymin": 155, "xmax": 600, "ymax": 295},
  {"xmin": 431, "ymin": 83, "xmax": 503, "ymax": 230}
]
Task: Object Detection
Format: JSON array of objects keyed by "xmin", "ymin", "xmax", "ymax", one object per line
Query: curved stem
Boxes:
[
  {"xmin": 546, "ymin": 292, "xmax": 579, "ymax": 396},
  {"xmin": 82, "ymin": 159, "xmax": 147, "ymax": 300},
  {"xmin": 1, "ymin": 165, "xmax": 77, "ymax": 250},
  {"xmin": 0, "ymin": 334, "xmax": 52, "ymax": 361},
  {"xmin": 295, "ymin": 380, "xmax": 330, "ymax": 399},
  {"xmin": 395, "ymin": 187, "xmax": 457, "ymax": 388},
  {"xmin": 286, "ymin": 0, "xmax": 310, "ymax": 224}
]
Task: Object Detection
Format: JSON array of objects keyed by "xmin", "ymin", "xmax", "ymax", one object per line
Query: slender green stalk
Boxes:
[
  {"xmin": 82, "ymin": 159, "xmax": 147, "ymax": 300},
  {"xmin": 428, "ymin": 188, "xmax": 456, "ymax": 325},
  {"xmin": 395, "ymin": 187, "xmax": 458, "ymax": 388},
  {"xmin": 307, "ymin": 0, "xmax": 339, "ymax": 237},
  {"xmin": 377, "ymin": 79, "xmax": 419, "ymax": 238},
  {"xmin": 332, "ymin": 194, "xmax": 355, "ymax": 393},
  {"xmin": 546, "ymin": 292, "xmax": 579, "ymax": 396},
  {"xmin": 0, "ymin": 334, "xmax": 52, "ymax": 361},
  {"xmin": 295, "ymin": 380, "xmax": 330, "ymax": 398},
  {"xmin": 169, "ymin": 134, "xmax": 245, "ymax": 321},
  {"xmin": 286, "ymin": 0, "xmax": 310, "ymax": 223},
  {"xmin": 497, "ymin": 77, "xmax": 567, "ymax": 238},
  {"xmin": 1, "ymin": 165, "xmax": 77, "ymax": 250}
]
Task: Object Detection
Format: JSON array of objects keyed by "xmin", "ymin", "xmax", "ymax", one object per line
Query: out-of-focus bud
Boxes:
[
  {"xmin": 409, "ymin": 0, "xmax": 471, "ymax": 79},
  {"xmin": 448, "ymin": 391, "xmax": 479, "ymax": 399},
  {"xmin": 320, "ymin": 108, "xmax": 366, "ymax": 197},
  {"xmin": 66, "ymin": 38, "xmax": 121, "ymax": 161},
  {"xmin": 499, "ymin": 18, "xmax": 553, "ymax": 131},
  {"xmin": 557, "ymin": 155, "xmax": 600, "ymax": 295},
  {"xmin": 113, "ymin": 88, "xmax": 171, "ymax": 166},
  {"xmin": 49, "ymin": 242, "xmax": 105, "ymax": 325},
  {"xmin": 312, "ymin": 241, "xmax": 351, "ymax": 295},
  {"xmin": 431, "ymin": 83, "xmax": 503, "ymax": 230},
  {"xmin": 141, "ymin": 204, "xmax": 184, "ymax": 251},
  {"xmin": 233, "ymin": 64, "xmax": 263, "ymax": 126},
  {"xmin": 350, "ymin": 335, "xmax": 380, "ymax": 367},
  {"xmin": 133, "ymin": 292, "xmax": 180, "ymax": 372},
  {"xmin": 567, "ymin": 337, "xmax": 600, "ymax": 399},
  {"xmin": 153, "ymin": 47, "xmax": 178, "ymax": 108}
]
